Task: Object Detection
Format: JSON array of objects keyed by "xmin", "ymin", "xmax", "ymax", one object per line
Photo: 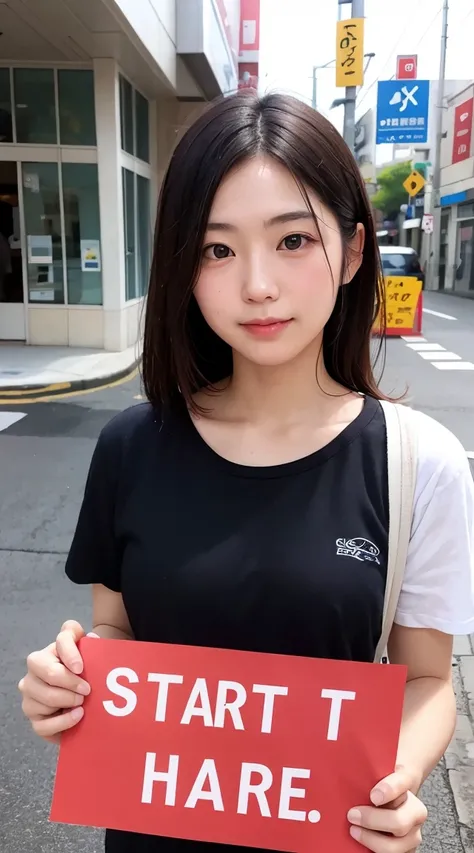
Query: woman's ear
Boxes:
[{"xmin": 342, "ymin": 223, "xmax": 365, "ymax": 284}]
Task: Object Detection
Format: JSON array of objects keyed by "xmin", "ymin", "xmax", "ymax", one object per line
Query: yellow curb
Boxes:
[{"xmin": 0, "ymin": 368, "xmax": 139, "ymax": 405}]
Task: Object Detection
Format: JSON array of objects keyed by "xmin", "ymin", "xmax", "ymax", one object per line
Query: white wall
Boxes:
[{"xmin": 108, "ymin": 0, "xmax": 178, "ymax": 91}]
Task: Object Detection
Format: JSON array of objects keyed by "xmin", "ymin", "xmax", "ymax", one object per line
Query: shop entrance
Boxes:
[{"xmin": 0, "ymin": 162, "xmax": 25, "ymax": 340}]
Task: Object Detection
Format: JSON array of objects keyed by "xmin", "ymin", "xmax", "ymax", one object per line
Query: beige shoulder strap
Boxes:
[{"xmin": 375, "ymin": 401, "xmax": 418, "ymax": 663}]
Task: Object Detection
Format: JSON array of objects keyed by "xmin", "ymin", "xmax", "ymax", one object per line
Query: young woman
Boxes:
[{"xmin": 19, "ymin": 91, "xmax": 474, "ymax": 853}]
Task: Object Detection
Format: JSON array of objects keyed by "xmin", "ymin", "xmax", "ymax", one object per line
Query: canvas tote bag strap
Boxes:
[{"xmin": 374, "ymin": 401, "xmax": 418, "ymax": 663}]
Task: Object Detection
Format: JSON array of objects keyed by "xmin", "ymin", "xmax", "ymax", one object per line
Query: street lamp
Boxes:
[
  {"xmin": 313, "ymin": 53, "xmax": 375, "ymax": 112},
  {"xmin": 311, "ymin": 60, "xmax": 336, "ymax": 111}
]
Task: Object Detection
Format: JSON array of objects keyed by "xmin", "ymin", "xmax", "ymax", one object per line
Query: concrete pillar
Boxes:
[{"xmin": 93, "ymin": 58, "xmax": 127, "ymax": 351}]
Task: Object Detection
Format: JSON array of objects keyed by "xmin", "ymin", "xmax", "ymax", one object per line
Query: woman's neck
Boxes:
[{"xmin": 205, "ymin": 339, "xmax": 354, "ymax": 427}]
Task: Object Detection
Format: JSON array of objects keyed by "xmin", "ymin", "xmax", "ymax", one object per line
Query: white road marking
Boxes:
[
  {"xmin": 431, "ymin": 362, "xmax": 474, "ymax": 371},
  {"xmin": 0, "ymin": 411, "xmax": 27, "ymax": 432},
  {"xmin": 406, "ymin": 342, "xmax": 445, "ymax": 351},
  {"xmin": 418, "ymin": 351, "xmax": 462, "ymax": 361},
  {"xmin": 423, "ymin": 308, "xmax": 457, "ymax": 320},
  {"xmin": 401, "ymin": 335, "xmax": 427, "ymax": 342}
]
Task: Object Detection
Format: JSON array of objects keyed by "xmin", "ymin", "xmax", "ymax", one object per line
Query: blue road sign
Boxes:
[{"xmin": 376, "ymin": 80, "xmax": 430, "ymax": 144}]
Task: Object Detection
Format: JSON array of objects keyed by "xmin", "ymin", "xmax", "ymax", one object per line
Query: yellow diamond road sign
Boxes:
[{"xmin": 403, "ymin": 170, "xmax": 426, "ymax": 197}]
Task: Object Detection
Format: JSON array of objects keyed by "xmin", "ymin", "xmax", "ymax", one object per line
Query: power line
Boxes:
[
  {"xmin": 355, "ymin": 0, "xmax": 423, "ymax": 108},
  {"xmin": 356, "ymin": 1, "xmax": 443, "ymax": 113}
]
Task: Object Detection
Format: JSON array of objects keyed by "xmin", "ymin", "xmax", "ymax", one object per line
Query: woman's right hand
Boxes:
[{"xmin": 18, "ymin": 620, "xmax": 97, "ymax": 744}]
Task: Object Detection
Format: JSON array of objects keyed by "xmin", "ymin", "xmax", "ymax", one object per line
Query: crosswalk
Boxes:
[{"xmin": 401, "ymin": 335, "xmax": 474, "ymax": 371}]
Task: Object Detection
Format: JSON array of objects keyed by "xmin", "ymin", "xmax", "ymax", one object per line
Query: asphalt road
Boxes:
[{"xmin": 1, "ymin": 290, "xmax": 473, "ymax": 853}]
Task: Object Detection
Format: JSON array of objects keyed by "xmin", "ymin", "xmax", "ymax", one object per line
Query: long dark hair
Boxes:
[{"xmin": 143, "ymin": 90, "xmax": 386, "ymax": 411}]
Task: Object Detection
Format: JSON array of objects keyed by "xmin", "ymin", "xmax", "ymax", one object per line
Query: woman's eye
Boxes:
[
  {"xmin": 203, "ymin": 244, "xmax": 233, "ymax": 260},
  {"xmin": 279, "ymin": 234, "xmax": 309, "ymax": 251}
]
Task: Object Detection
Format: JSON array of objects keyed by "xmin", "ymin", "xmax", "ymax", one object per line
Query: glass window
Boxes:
[
  {"xmin": 22, "ymin": 163, "xmax": 64, "ymax": 303},
  {"xmin": 380, "ymin": 253, "xmax": 408, "ymax": 273},
  {"xmin": 457, "ymin": 202, "xmax": 474, "ymax": 220},
  {"xmin": 62, "ymin": 164, "xmax": 102, "ymax": 305},
  {"xmin": 123, "ymin": 168, "xmax": 136, "ymax": 299},
  {"xmin": 14, "ymin": 69, "xmax": 56, "ymax": 144},
  {"xmin": 135, "ymin": 91, "xmax": 149, "ymax": 162},
  {"xmin": 58, "ymin": 70, "xmax": 96, "ymax": 146},
  {"xmin": 454, "ymin": 220, "xmax": 474, "ymax": 293},
  {"xmin": 120, "ymin": 75, "xmax": 134, "ymax": 155},
  {"xmin": 0, "ymin": 69, "xmax": 13, "ymax": 143},
  {"xmin": 137, "ymin": 175, "xmax": 151, "ymax": 296}
]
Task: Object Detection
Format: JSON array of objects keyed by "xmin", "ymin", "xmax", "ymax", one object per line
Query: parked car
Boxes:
[{"xmin": 379, "ymin": 245, "xmax": 425, "ymax": 287}]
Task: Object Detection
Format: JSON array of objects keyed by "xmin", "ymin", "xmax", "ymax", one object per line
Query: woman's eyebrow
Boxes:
[{"xmin": 206, "ymin": 210, "xmax": 315, "ymax": 232}]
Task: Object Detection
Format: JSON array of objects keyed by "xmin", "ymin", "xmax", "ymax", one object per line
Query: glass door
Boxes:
[
  {"xmin": 454, "ymin": 219, "xmax": 474, "ymax": 294},
  {"xmin": 0, "ymin": 161, "xmax": 25, "ymax": 340}
]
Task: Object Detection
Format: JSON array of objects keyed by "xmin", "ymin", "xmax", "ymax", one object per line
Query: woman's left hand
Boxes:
[{"xmin": 347, "ymin": 766, "xmax": 428, "ymax": 851}]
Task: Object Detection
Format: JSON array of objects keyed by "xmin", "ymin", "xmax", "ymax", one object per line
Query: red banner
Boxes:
[
  {"xmin": 51, "ymin": 639, "xmax": 406, "ymax": 852},
  {"xmin": 453, "ymin": 98, "xmax": 474, "ymax": 164},
  {"xmin": 239, "ymin": 0, "xmax": 260, "ymax": 53}
]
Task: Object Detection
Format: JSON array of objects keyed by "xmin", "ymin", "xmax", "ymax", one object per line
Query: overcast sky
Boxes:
[{"xmin": 259, "ymin": 0, "xmax": 474, "ymax": 137}]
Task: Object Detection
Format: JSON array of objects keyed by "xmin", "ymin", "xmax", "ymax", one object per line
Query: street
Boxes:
[{"xmin": 1, "ymin": 290, "xmax": 474, "ymax": 853}]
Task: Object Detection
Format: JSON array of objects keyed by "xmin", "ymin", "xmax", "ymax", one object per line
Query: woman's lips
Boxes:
[{"xmin": 241, "ymin": 319, "xmax": 293, "ymax": 337}]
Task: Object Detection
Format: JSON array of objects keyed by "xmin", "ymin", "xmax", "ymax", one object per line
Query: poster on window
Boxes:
[
  {"xmin": 27, "ymin": 235, "xmax": 53, "ymax": 265},
  {"xmin": 81, "ymin": 239, "xmax": 101, "ymax": 272}
]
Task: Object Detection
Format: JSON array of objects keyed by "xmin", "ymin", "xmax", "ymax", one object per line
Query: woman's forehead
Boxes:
[{"xmin": 207, "ymin": 155, "xmax": 332, "ymax": 229}]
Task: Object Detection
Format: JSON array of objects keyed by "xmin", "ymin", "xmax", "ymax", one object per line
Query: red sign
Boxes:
[
  {"xmin": 51, "ymin": 639, "xmax": 406, "ymax": 852},
  {"xmin": 396, "ymin": 55, "xmax": 418, "ymax": 80},
  {"xmin": 239, "ymin": 0, "xmax": 260, "ymax": 54},
  {"xmin": 452, "ymin": 98, "xmax": 474, "ymax": 164}
]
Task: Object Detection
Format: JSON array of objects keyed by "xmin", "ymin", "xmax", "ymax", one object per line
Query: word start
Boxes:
[{"xmin": 103, "ymin": 669, "xmax": 357, "ymax": 823}]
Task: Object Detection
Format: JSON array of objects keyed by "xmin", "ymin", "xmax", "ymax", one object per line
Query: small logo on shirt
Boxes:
[{"xmin": 336, "ymin": 537, "xmax": 381, "ymax": 564}]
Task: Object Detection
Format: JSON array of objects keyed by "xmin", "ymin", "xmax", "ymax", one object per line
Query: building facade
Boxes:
[
  {"xmin": 0, "ymin": 0, "xmax": 242, "ymax": 350},
  {"xmin": 438, "ymin": 81, "xmax": 474, "ymax": 296}
]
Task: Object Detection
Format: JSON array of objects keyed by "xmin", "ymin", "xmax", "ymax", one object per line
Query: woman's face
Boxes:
[{"xmin": 194, "ymin": 155, "xmax": 363, "ymax": 368}]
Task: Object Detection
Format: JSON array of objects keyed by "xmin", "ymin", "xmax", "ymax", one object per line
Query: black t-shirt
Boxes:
[{"xmin": 65, "ymin": 395, "xmax": 389, "ymax": 853}]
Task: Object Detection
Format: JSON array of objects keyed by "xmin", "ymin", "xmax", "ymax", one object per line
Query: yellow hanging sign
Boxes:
[{"xmin": 336, "ymin": 18, "xmax": 365, "ymax": 88}]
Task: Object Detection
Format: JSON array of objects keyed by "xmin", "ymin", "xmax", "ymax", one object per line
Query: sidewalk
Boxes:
[
  {"xmin": 0, "ymin": 342, "xmax": 140, "ymax": 400},
  {"xmin": 420, "ymin": 635, "xmax": 474, "ymax": 852},
  {"xmin": 444, "ymin": 635, "xmax": 474, "ymax": 851}
]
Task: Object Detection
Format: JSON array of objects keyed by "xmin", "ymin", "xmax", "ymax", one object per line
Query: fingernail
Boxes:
[
  {"xmin": 86, "ymin": 632, "xmax": 100, "ymax": 639},
  {"xmin": 70, "ymin": 660, "xmax": 83, "ymax": 674},
  {"xmin": 77, "ymin": 682, "xmax": 91, "ymax": 696},
  {"xmin": 370, "ymin": 788, "xmax": 385, "ymax": 806},
  {"xmin": 350, "ymin": 826, "xmax": 362, "ymax": 841},
  {"xmin": 71, "ymin": 706, "xmax": 84, "ymax": 721},
  {"xmin": 347, "ymin": 809, "xmax": 362, "ymax": 825}
]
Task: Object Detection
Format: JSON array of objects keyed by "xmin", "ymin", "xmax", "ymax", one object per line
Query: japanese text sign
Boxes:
[
  {"xmin": 51, "ymin": 639, "xmax": 406, "ymax": 852},
  {"xmin": 376, "ymin": 79, "xmax": 430, "ymax": 144},
  {"xmin": 452, "ymin": 98, "xmax": 473, "ymax": 164},
  {"xmin": 384, "ymin": 276, "xmax": 423, "ymax": 330},
  {"xmin": 336, "ymin": 18, "xmax": 365, "ymax": 88}
]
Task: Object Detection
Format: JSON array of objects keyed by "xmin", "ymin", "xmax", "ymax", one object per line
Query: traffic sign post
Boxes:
[{"xmin": 376, "ymin": 80, "xmax": 430, "ymax": 144}]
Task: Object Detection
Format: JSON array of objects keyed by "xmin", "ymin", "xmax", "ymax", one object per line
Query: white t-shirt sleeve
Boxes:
[{"xmin": 395, "ymin": 409, "xmax": 474, "ymax": 635}]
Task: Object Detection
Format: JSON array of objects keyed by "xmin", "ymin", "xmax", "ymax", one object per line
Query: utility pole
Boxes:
[
  {"xmin": 427, "ymin": 0, "xmax": 449, "ymax": 290},
  {"xmin": 342, "ymin": 0, "xmax": 364, "ymax": 153}
]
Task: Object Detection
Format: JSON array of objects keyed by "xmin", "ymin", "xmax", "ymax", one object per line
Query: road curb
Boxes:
[{"xmin": 0, "ymin": 358, "xmax": 140, "ymax": 402}]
